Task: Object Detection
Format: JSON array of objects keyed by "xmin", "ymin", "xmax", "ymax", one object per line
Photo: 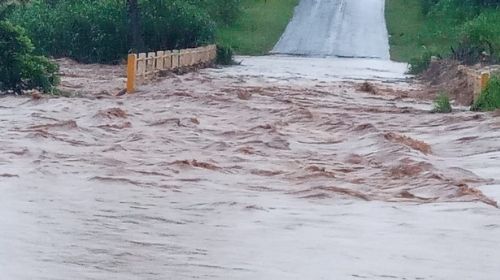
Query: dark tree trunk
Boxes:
[{"xmin": 127, "ymin": 0, "xmax": 144, "ymax": 52}]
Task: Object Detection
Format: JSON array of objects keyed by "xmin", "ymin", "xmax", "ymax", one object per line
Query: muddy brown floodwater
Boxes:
[{"xmin": 1, "ymin": 56, "xmax": 500, "ymax": 279}]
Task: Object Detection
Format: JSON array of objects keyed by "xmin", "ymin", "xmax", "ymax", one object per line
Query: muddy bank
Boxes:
[{"xmin": 415, "ymin": 60, "xmax": 500, "ymax": 106}]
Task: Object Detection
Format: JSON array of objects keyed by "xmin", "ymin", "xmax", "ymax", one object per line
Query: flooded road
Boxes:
[
  {"xmin": 1, "ymin": 56, "xmax": 500, "ymax": 279},
  {"xmin": 272, "ymin": 0, "xmax": 390, "ymax": 58}
]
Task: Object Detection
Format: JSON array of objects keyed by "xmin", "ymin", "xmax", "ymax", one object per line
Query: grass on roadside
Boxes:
[
  {"xmin": 386, "ymin": 0, "xmax": 500, "ymax": 64},
  {"xmin": 216, "ymin": 44, "xmax": 236, "ymax": 65},
  {"xmin": 471, "ymin": 76, "xmax": 500, "ymax": 111},
  {"xmin": 216, "ymin": 0, "xmax": 299, "ymax": 55},
  {"xmin": 385, "ymin": 0, "xmax": 457, "ymax": 62},
  {"xmin": 385, "ymin": 0, "xmax": 426, "ymax": 62},
  {"xmin": 432, "ymin": 92, "xmax": 452, "ymax": 113}
]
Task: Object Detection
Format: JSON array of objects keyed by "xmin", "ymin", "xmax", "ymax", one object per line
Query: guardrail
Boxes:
[
  {"xmin": 459, "ymin": 66, "xmax": 496, "ymax": 101},
  {"xmin": 126, "ymin": 44, "xmax": 217, "ymax": 93}
]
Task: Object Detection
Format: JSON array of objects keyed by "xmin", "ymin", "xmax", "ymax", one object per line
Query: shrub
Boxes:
[
  {"xmin": 394, "ymin": 0, "xmax": 499, "ymax": 64},
  {"xmin": 216, "ymin": 44, "xmax": 235, "ymax": 65},
  {"xmin": 422, "ymin": 0, "xmax": 439, "ymax": 14},
  {"xmin": 471, "ymin": 76, "xmax": 500, "ymax": 111},
  {"xmin": 0, "ymin": 20, "xmax": 58, "ymax": 93},
  {"xmin": 195, "ymin": 0, "xmax": 241, "ymax": 26},
  {"xmin": 432, "ymin": 92, "xmax": 452, "ymax": 113},
  {"xmin": 20, "ymin": 54, "xmax": 59, "ymax": 92},
  {"xmin": 10, "ymin": 0, "xmax": 128, "ymax": 63},
  {"xmin": 10, "ymin": 0, "xmax": 218, "ymax": 64},
  {"xmin": 409, "ymin": 51, "xmax": 436, "ymax": 74},
  {"xmin": 142, "ymin": 0, "xmax": 215, "ymax": 51},
  {"xmin": 455, "ymin": 10, "xmax": 500, "ymax": 63}
]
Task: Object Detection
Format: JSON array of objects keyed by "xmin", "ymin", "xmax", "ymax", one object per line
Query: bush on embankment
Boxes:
[
  {"xmin": 9, "ymin": 0, "xmax": 225, "ymax": 64},
  {"xmin": 432, "ymin": 91, "xmax": 453, "ymax": 113},
  {"xmin": 386, "ymin": 0, "xmax": 500, "ymax": 72},
  {"xmin": 1, "ymin": 1, "xmax": 58, "ymax": 94},
  {"xmin": 216, "ymin": 44, "xmax": 236, "ymax": 65},
  {"xmin": 471, "ymin": 76, "xmax": 500, "ymax": 111}
]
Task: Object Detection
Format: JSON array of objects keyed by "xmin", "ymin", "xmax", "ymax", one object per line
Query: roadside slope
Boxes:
[
  {"xmin": 385, "ymin": 0, "xmax": 500, "ymax": 63},
  {"xmin": 385, "ymin": 0, "xmax": 424, "ymax": 62},
  {"xmin": 216, "ymin": 0, "xmax": 299, "ymax": 55}
]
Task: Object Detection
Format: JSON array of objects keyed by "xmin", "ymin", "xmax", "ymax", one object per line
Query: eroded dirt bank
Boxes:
[{"xmin": 1, "ymin": 57, "xmax": 500, "ymax": 279}]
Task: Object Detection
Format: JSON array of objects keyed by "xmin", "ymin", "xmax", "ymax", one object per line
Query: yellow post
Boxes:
[
  {"xmin": 480, "ymin": 71, "xmax": 490, "ymax": 91},
  {"xmin": 127, "ymin": 53, "xmax": 137, "ymax": 94}
]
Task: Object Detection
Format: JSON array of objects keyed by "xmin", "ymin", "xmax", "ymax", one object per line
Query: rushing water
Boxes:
[{"xmin": 1, "ymin": 57, "xmax": 500, "ymax": 279}]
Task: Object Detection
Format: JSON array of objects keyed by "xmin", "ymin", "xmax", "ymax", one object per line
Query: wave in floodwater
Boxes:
[{"xmin": 1, "ymin": 58, "xmax": 500, "ymax": 279}]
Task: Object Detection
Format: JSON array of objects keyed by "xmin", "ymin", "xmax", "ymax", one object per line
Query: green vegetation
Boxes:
[
  {"xmin": 385, "ymin": 0, "xmax": 426, "ymax": 62},
  {"xmin": 8, "ymin": 0, "xmax": 297, "ymax": 64},
  {"xmin": 10, "ymin": 0, "xmax": 217, "ymax": 64},
  {"xmin": 432, "ymin": 92, "xmax": 453, "ymax": 113},
  {"xmin": 0, "ymin": 1, "xmax": 58, "ymax": 93},
  {"xmin": 408, "ymin": 51, "xmax": 437, "ymax": 74},
  {"xmin": 386, "ymin": 0, "xmax": 499, "ymax": 68},
  {"xmin": 216, "ymin": 0, "xmax": 299, "ymax": 55},
  {"xmin": 197, "ymin": 0, "xmax": 242, "ymax": 26},
  {"xmin": 3, "ymin": 0, "xmax": 297, "ymax": 91},
  {"xmin": 471, "ymin": 76, "xmax": 500, "ymax": 111},
  {"xmin": 216, "ymin": 45, "xmax": 235, "ymax": 65}
]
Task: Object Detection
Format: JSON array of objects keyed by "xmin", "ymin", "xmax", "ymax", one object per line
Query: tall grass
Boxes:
[
  {"xmin": 385, "ymin": 0, "xmax": 426, "ymax": 62},
  {"xmin": 432, "ymin": 92, "xmax": 453, "ymax": 113},
  {"xmin": 386, "ymin": 0, "xmax": 499, "ymax": 64},
  {"xmin": 471, "ymin": 76, "xmax": 500, "ymax": 111},
  {"xmin": 216, "ymin": 0, "xmax": 299, "ymax": 55}
]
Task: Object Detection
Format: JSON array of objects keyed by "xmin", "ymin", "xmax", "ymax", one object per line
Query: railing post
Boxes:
[
  {"xmin": 481, "ymin": 71, "xmax": 490, "ymax": 91},
  {"xmin": 156, "ymin": 51, "xmax": 164, "ymax": 72},
  {"xmin": 126, "ymin": 45, "xmax": 215, "ymax": 89},
  {"xmin": 147, "ymin": 52, "xmax": 156, "ymax": 78},
  {"xmin": 172, "ymin": 50, "xmax": 179, "ymax": 69},
  {"xmin": 137, "ymin": 53, "xmax": 146, "ymax": 83},
  {"xmin": 126, "ymin": 53, "xmax": 137, "ymax": 94},
  {"xmin": 164, "ymin": 50, "xmax": 172, "ymax": 70}
]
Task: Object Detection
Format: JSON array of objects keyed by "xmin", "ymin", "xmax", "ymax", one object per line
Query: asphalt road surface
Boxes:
[{"xmin": 272, "ymin": 0, "xmax": 391, "ymax": 59}]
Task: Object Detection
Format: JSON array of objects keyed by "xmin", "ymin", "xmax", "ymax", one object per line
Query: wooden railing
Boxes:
[
  {"xmin": 127, "ymin": 44, "xmax": 217, "ymax": 93},
  {"xmin": 458, "ymin": 66, "xmax": 494, "ymax": 101}
]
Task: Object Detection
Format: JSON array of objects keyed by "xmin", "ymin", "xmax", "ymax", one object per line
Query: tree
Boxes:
[
  {"xmin": 126, "ymin": 0, "xmax": 144, "ymax": 52},
  {"xmin": 1, "ymin": 0, "xmax": 58, "ymax": 93},
  {"xmin": 0, "ymin": 0, "xmax": 29, "ymax": 18}
]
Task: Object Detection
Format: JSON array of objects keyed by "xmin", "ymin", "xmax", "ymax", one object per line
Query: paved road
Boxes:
[{"xmin": 272, "ymin": 0, "xmax": 391, "ymax": 59}]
